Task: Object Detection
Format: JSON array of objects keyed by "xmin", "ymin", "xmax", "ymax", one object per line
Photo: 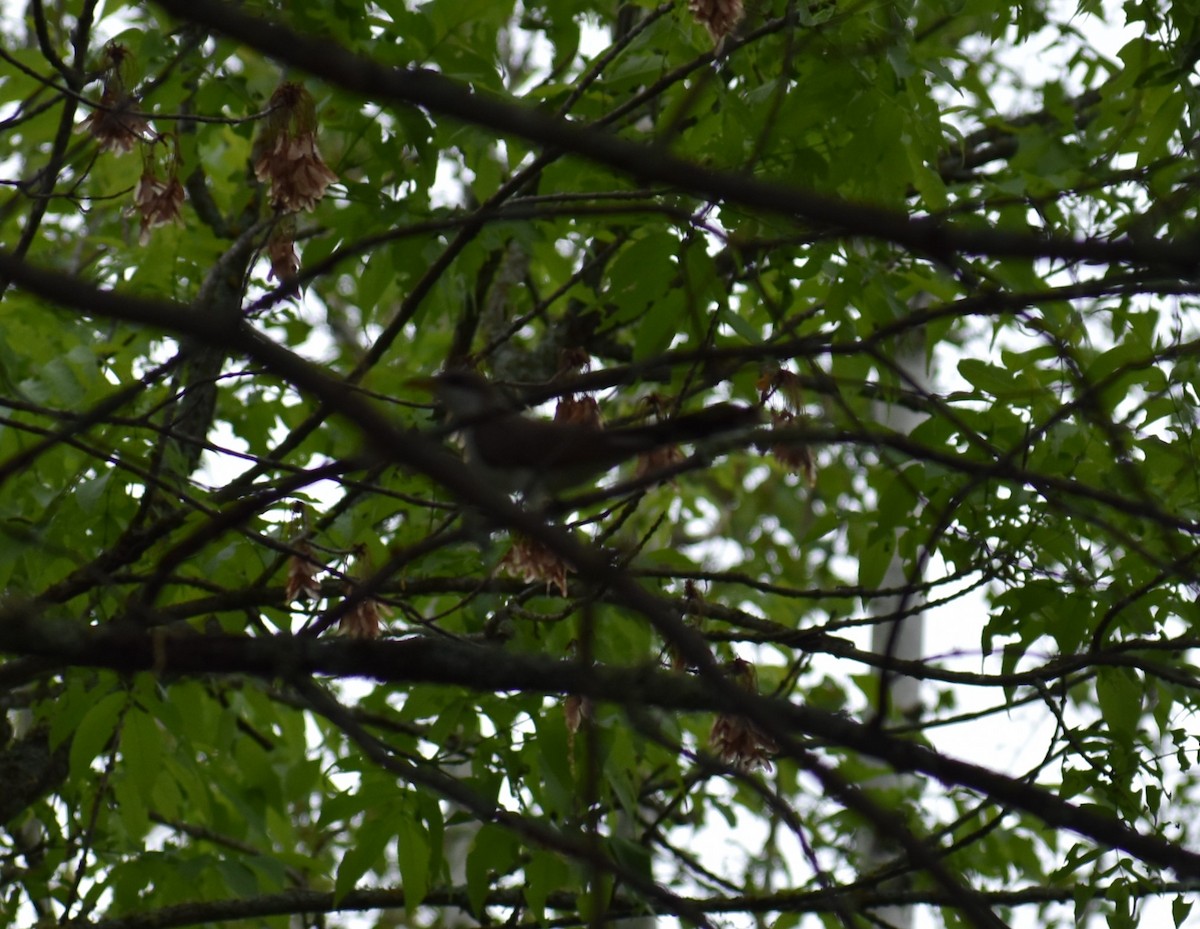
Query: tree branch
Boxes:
[
  {"xmin": 2, "ymin": 612, "xmax": 1199, "ymax": 881},
  {"xmin": 149, "ymin": 0, "xmax": 1200, "ymax": 273}
]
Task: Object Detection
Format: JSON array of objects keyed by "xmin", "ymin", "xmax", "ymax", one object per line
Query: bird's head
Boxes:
[{"xmin": 410, "ymin": 369, "xmax": 515, "ymax": 422}]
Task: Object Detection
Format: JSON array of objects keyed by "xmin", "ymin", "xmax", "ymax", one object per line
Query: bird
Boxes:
[{"xmin": 413, "ymin": 369, "xmax": 760, "ymax": 499}]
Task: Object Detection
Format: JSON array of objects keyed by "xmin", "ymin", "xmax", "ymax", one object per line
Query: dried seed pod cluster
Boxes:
[
  {"xmin": 709, "ymin": 659, "xmax": 778, "ymax": 771},
  {"xmin": 253, "ymin": 82, "xmax": 339, "ymax": 214},
  {"xmin": 758, "ymin": 368, "xmax": 818, "ymax": 485},
  {"xmin": 688, "ymin": 0, "xmax": 745, "ymax": 44},
  {"xmin": 501, "ymin": 534, "xmax": 570, "ymax": 597},
  {"xmin": 79, "ymin": 43, "xmax": 151, "ymax": 154}
]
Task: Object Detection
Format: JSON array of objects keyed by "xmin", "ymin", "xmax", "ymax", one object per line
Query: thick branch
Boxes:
[
  {"xmin": 3, "ymin": 614, "xmax": 1199, "ymax": 881},
  {"xmin": 149, "ymin": 0, "xmax": 1200, "ymax": 273},
  {"xmin": 61, "ymin": 878, "xmax": 1200, "ymax": 929}
]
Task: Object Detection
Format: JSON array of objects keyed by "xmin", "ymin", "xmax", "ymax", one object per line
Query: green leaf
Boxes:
[
  {"xmin": 48, "ymin": 678, "xmax": 111, "ymax": 751},
  {"xmin": 334, "ymin": 810, "xmax": 396, "ymax": 902},
  {"xmin": 609, "ymin": 835, "xmax": 652, "ymax": 885},
  {"xmin": 957, "ymin": 358, "xmax": 1031, "ymax": 398},
  {"xmin": 857, "ymin": 534, "xmax": 896, "ymax": 593},
  {"xmin": 113, "ymin": 773, "xmax": 151, "ymax": 840},
  {"xmin": 605, "ymin": 232, "xmax": 678, "ymax": 325},
  {"xmin": 396, "ymin": 811, "xmax": 431, "ymax": 913},
  {"xmin": 1173, "ymin": 895, "xmax": 1193, "ymax": 928},
  {"xmin": 121, "ymin": 708, "xmax": 164, "ymax": 799},
  {"xmin": 525, "ymin": 849, "xmax": 572, "ymax": 921},
  {"xmin": 1072, "ymin": 880, "xmax": 1096, "ymax": 926},
  {"xmin": 466, "ymin": 825, "xmax": 519, "ymax": 915},
  {"xmin": 718, "ymin": 305, "xmax": 763, "ymax": 344},
  {"xmin": 1108, "ymin": 878, "xmax": 1136, "ymax": 929},
  {"xmin": 69, "ymin": 691, "xmax": 128, "ymax": 782},
  {"xmin": 1095, "ymin": 668, "xmax": 1142, "ymax": 742},
  {"xmin": 1140, "ymin": 91, "xmax": 1186, "ymax": 166}
]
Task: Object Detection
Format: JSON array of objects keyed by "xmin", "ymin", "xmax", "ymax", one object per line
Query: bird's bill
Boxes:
[{"xmin": 404, "ymin": 375, "xmax": 440, "ymax": 391}]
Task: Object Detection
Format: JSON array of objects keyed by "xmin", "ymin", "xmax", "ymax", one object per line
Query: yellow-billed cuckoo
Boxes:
[{"xmin": 417, "ymin": 370, "xmax": 760, "ymax": 498}]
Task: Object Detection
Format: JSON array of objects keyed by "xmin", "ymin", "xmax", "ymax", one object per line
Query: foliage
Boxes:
[{"xmin": 1, "ymin": 0, "xmax": 1200, "ymax": 927}]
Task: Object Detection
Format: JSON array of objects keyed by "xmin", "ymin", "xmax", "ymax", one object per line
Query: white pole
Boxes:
[{"xmin": 860, "ymin": 324, "xmax": 930, "ymax": 929}]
